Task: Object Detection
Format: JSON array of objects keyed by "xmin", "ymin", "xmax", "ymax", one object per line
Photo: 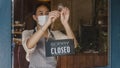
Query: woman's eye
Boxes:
[{"xmin": 40, "ymin": 13, "xmax": 43, "ymax": 15}]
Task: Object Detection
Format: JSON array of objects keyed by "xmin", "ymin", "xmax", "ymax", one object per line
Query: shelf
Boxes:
[
  {"xmin": 13, "ymin": 38, "xmax": 21, "ymax": 41},
  {"xmin": 13, "ymin": 38, "xmax": 22, "ymax": 45},
  {"xmin": 12, "ymin": 31, "xmax": 22, "ymax": 34},
  {"xmin": 12, "ymin": 24, "xmax": 25, "ymax": 27}
]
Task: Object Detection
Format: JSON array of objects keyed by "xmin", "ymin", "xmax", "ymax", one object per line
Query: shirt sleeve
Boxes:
[{"xmin": 22, "ymin": 30, "xmax": 36, "ymax": 61}]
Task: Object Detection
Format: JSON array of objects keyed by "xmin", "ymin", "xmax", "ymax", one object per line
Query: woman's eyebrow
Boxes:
[
  {"xmin": 39, "ymin": 10, "xmax": 49, "ymax": 12},
  {"xmin": 39, "ymin": 11, "xmax": 43, "ymax": 13}
]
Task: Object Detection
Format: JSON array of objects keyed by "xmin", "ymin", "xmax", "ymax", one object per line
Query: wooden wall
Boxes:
[{"xmin": 57, "ymin": 53, "xmax": 108, "ymax": 68}]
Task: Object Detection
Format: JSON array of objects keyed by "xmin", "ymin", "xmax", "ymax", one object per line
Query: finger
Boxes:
[
  {"xmin": 66, "ymin": 7, "xmax": 70, "ymax": 14},
  {"xmin": 49, "ymin": 11, "xmax": 60, "ymax": 22},
  {"xmin": 61, "ymin": 7, "xmax": 67, "ymax": 18},
  {"xmin": 53, "ymin": 11, "xmax": 60, "ymax": 17},
  {"xmin": 50, "ymin": 11, "xmax": 60, "ymax": 18},
  {"xmin": 52, "ymin": 15, "xmax": 59, "ymax": 22},
  {"xmin": 63, "ymin": 7, "xmax": 69, "ymax": 14},
  {"xmin": 60, "ymin": 10, "xmax": 64, "ymax": 18}
]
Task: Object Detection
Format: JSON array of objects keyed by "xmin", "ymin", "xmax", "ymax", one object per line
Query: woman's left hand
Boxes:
[{"xmin": 60, "ymin": 7, "xmax": 70, "ymax": 25}]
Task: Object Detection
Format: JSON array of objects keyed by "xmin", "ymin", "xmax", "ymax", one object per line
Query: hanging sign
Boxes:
[{"xmin": 45, "ymin": 39, "xmax": 75, "ymax": 57}]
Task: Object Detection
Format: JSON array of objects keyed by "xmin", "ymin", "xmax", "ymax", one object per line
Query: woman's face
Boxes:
[
  {"xmin": 33, "ymin": 5, "xmax": 49, "ymax": 22},
  {"xmin": 35, "ymin": 5, "xmax": 49, "ymax": 17}
]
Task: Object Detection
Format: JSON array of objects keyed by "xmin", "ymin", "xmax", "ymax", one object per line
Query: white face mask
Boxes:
[{"xmin": 38, "ymin": 15, "xmax": 48, "ymax": 26}]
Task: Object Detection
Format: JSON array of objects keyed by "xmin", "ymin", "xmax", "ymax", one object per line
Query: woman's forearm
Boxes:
[
  {"xmin": 63, "ymin": 22, "xmax": 78, "ymax": 48},
  {"xmin": 26, "ymin": 21, "xmax": 51, "ymax": 49}
]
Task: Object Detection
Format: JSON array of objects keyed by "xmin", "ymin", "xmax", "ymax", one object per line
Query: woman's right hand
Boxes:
[{"xmin": 48, "ymin": 10, "xmax": 60, "ymax": 24}]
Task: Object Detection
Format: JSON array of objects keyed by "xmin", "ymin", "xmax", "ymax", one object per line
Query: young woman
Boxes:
[{"xmin": 22, "ymin": 3, "xmax": 78, "ymax": 68}]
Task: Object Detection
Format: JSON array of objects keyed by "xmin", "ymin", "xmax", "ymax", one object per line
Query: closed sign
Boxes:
[{"xmin": 45, "ymin": 39, "xmax": 75, "ymax": 57}]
